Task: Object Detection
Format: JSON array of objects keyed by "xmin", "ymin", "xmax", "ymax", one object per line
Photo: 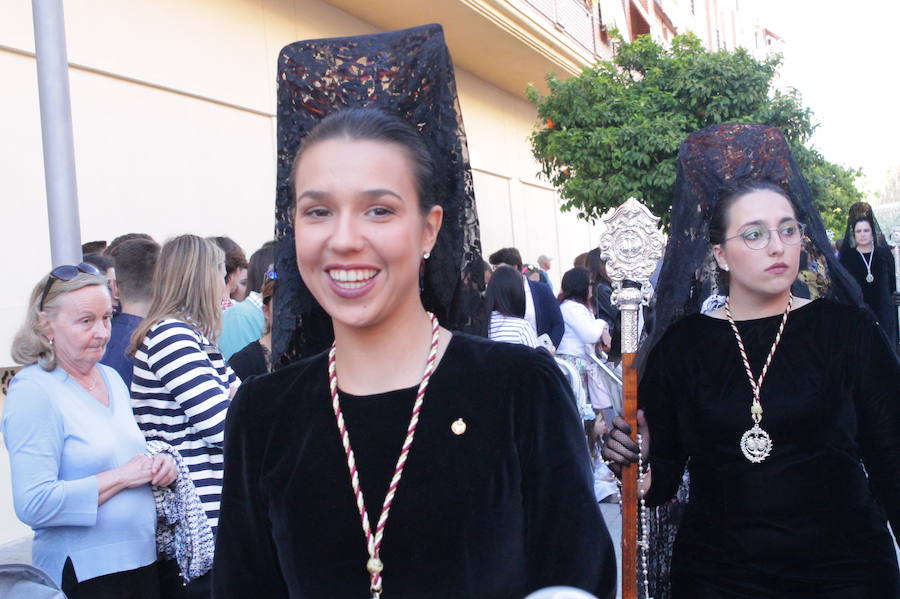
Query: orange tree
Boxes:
[{"xmin": 527, "ymin": 32, "xmax": 861, "ymax": 231}]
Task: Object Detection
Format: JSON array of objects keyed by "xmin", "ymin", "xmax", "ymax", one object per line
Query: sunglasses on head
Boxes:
[{"xmin": 39, "ymin": 263, "xmax": 102, "ymax": 311}]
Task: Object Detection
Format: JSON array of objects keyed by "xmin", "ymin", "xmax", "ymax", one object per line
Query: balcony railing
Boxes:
[{"xmin": 523, "ymin": 0, "xmax": 598, "ymax": 55}]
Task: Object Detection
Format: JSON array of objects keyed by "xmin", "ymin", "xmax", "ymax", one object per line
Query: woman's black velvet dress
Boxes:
[
  {"xmin": 642, "ymin": 299, "xmax": 900, "ymax": 598},
  {"xmin": 839, "ymin": 246, "xmax": 898, "ymax": 346},
  {"xmin": 212, "ymin": 333, "xmax": 615, "ymax": 599}
]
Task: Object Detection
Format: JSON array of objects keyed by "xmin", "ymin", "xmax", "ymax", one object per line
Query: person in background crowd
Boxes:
[
  {"xmin": 489, "ymin": 247, "xmax": 565, "ymax": 349},
  {"xmin": 130, "ymin": 235, "xmax": 239, "ymax": 597},
  {"xmin": 223, "ymin": 249, "xmax": 248, "ymax": 305},
  {"xmin": 208, "ymin": 237, "xmax": 248, "ymax": 309},
  {"xmin": 585, "ymin": 249, "xmax": 617, "ymax": 328},
  {"xmin": 105, "ymin": 233, "xmax": 154, "ymax": 258},
  {"xmin": 573, "ymin": 252, "xmax": 588, "ymax": 268},
  {"xmin": 83, "ymin": 253, "xmax": 118, "ymax": 309},
  {"xmin": 4, "ymin": 263, "xmax": 176, "ymax": 596},
  {"xmin": 101, "ymin": 238, "xmax": 160, "ymax": 388},
  {"xmin": 537, "ymin": 254, "xmax": 554, "ymax": 291},
  {"xmin": 208, "ymin": 236, "xmax": 241, "ymax": 256},
  {"xmin": 486, "ymin": 265, "xmax": 540, "ymax": 348},
  {"xmin": 81, "ymin": 240, "xmax": 107, "ymax": 255},
  {"xmin": 218, "ymin": 241, "xmax": 272, "ymax": 360},
  {"xmin": 482, "ymin": 259, "xmax": 493, "ymax": 287},
  {"xmin": 838, "ymin": 202, "xmax": 899, "ymax": 347},
  {"xmin": 245, "ymin": 241, "xmax": 276, "ymax": 298},
  {"xmin": 228, "ymin": 272, "xmax": 276, "ymax": 380},
  {"xmin": 522, "ymin": 263, "xmax": 542, "ymax": 283},
  {"xmin": 556, "ymin": 267, "xmax": 613, "ymax": 435}
]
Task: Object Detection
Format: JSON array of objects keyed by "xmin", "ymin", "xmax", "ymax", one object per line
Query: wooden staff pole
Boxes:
[{"xmin": 599, "ymin": 199, "xmax": 663, "ymax": 599}]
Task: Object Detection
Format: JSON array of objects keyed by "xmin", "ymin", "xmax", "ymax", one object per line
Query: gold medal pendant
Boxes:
[{"xmin": 740, "ymin": 423, "xmax": 772, "ymax": 463}]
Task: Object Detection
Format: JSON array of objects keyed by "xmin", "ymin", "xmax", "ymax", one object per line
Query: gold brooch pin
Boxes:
[{"xmin": 451, "ymin": 418, "xmax": 467, "ymax": 435}]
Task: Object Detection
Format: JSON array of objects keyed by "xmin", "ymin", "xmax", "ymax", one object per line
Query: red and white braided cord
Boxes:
[
  {"xmin": 328, "ymin": 313, "xmax": 440, "ymax": 595},
  {"xmin": 724, "ymin": 295, "xmax": 792, "ymax": 422}
]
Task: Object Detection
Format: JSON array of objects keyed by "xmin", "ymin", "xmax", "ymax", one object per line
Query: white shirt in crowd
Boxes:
[
  {"xmin": 523, "ymin": 278, "xmax": 537, "ymax": 331},
  {"xmin": 557, "ymin": 299, "xmax": 608, "ymax": 358}
]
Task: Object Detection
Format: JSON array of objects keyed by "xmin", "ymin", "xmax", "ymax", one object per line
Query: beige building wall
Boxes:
[{"xmin": 0, "ymin": 0, "xmax": 604, "ymax": 546}]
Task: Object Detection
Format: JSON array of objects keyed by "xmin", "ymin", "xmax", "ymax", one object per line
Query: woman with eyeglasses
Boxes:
[
  {"xmin": 603, "ymin": 125, "xmax": 900, "ymax": 598},
  {"xmin": 3, "ymin": 263, "xmax": 178, "ymax": 597}
]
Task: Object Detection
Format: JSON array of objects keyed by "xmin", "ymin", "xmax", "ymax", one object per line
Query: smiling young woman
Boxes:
[
  {"xmin": 213, "ymin": 108, "xmax": 616, "ymax": 599},
  {"xmin": 603, "ymin": 124, "xmax": 900, "ymax": 598}
]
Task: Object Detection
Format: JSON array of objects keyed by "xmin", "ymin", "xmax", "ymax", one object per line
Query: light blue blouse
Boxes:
[{"xmin": 2, "ymin": 364, "xmax": 156, "ymax": 586}]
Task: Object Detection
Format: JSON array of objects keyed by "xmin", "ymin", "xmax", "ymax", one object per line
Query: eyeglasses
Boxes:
[
  {"xmin": 39, "ymin": 263, "xmax": 101, "ymax": 311},
  {"xmin": 724, "ymin": 221, "xmax": 806, "ymax": 251}
]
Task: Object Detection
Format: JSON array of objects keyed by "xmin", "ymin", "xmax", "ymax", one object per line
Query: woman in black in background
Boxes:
[
  {"xmin": 838, "ymin": 201, "xmax": 899, "ymax": 348},
  {"xmin": 603, "ymin": 123, "xmax": 899, "ymax": 599}
]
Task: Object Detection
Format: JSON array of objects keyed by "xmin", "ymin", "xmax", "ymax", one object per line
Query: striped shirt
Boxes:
[
  {"xmin": 489, "ymin": 311, "xmax": 540, "ymax": 348},
  {"xmin": 131, "ymin": 319, "xmax": 238, "ymax": 534}
]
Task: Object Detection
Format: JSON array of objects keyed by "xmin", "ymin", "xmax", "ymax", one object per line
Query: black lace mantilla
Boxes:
[
  {"xmin": 272, "ymin": 24, "xmax": 487, "ymax": 364},
  {"xmin": 645, "ymin": 123, "xmax": 866, "ymax": 372}
]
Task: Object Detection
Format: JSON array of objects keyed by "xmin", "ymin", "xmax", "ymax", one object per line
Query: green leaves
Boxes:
[{"xmin": 527, "ymin": 32, "xmax": 861, "ymax": 227}]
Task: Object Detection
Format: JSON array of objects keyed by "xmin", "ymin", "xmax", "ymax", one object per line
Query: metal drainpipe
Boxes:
[{"xmin": 32, "ymin": 0, "xmax": 82, "ymax": 266}]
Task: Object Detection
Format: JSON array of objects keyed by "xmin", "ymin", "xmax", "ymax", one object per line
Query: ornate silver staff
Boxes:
[
  {"xmin": 889, "ymin": 226, "xmax": 900, "ymax": 343},
  {"xmin": 599, "ymin": 198, "xmax": 664, "ymax": 599}
]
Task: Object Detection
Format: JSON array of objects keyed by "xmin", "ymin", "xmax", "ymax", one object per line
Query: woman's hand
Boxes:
[
  {"xmin": 150, "ymin": 454, "xmax": 178, "ymax": 487},
  {"xmin": 118, "ymin": 455, "xmax": 155, "ymax": 488},
  {"xmin": 600, "ymin": 409, "xmax": 649, "ymax": 476},
  {"xmin": 599, "ymin": 328, "xmax": 612, "ymax": 353}
]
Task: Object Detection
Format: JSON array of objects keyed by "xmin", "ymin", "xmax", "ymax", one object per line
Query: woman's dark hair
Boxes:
[
  {"xmin": 488, "ymin": 247, "xmax": 523, "ymax": 270},
  {"xmin": 291, "ymin": 108, "xmax": 437, "ymax": 214},
  {"xmin": 708, "ymin": 180, "xmax": 794, "ymax": 245},
  {"xmin": 247, "ymin": 241, "xmax": 276, "ymax": 293},
  {"xmin": 585, "ymin": 248, "xmax": 610, "ymax": 285},
  {"xmin": 485, "ymin": 265, "xmax": 526, "ymax": 318},
  {"xmin": 558, "ymin": 267, "xmax": 592, "ymax": 307}
]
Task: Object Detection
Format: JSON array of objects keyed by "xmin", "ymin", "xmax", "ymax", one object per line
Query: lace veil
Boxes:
[
  {"xmin": 642, "ymin": 123, "xmax": 867, "ymax": 371},
  {"xmin": 840, "ymin": 201, "xmax": 888, "ymax": 252},
  {"xmin": 272, "ymin": 24, "xmax": 488, "ymax": 364}
]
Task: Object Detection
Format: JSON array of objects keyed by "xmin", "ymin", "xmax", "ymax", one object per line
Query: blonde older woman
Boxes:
[
  {"xmin": 3, "ymin": 263, "xmax": 177, "ymax": 597},
  {"xmin": 129, "ymin": 235, "xmax": 239, "ymax": 597}
]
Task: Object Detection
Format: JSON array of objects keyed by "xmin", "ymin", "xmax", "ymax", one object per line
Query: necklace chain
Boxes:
[
  {"xmin": 725, "ymin": 296, "xmax": 792, "ymax": 463},
  {"xmin": 328, "ymin": 313, "xmax": 440, "ymax": 598},
  {"xmin": 858, "ymin": 248, "xmax": 875, "ymax": 283}
]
